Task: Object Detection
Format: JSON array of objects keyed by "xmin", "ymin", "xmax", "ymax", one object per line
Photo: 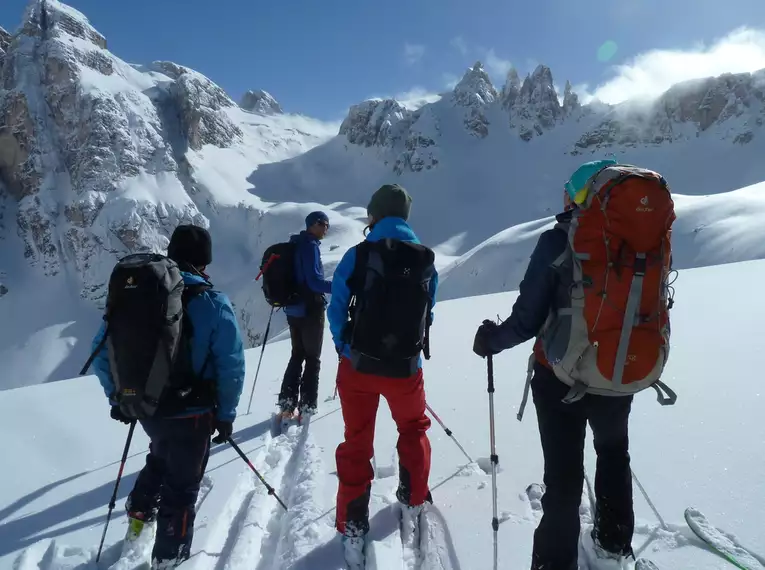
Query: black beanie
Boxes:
[
  {"xmin": 167, "ymin": 224, "xmax": 212, "ymax": 268},
  {"xmin": 367, "ymin": 183, "xmax": 412, "ymax": 221}
]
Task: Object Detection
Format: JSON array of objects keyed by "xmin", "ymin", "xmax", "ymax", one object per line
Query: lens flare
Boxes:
[{"xmin": 597, "ymin": 40, "xmax": 618, "ymax": 62}]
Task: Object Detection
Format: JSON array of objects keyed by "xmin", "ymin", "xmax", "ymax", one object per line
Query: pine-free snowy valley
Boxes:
[{"xmin": 1, "ymin": 1, "xmax": 765, "ymax": 569}]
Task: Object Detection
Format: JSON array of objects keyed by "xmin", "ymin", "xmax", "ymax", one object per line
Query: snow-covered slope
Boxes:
[
  {"xmin": 2, "ymin": 259, "xmax": 764, "ymax": 570},
  {"xmin": 438, "ymin": 179, "xmax": 765, "ymax": 301}
]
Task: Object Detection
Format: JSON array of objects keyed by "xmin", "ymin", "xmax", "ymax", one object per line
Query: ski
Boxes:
[
  {"xmin": 399, "ymin": 503, "xmax": 423, "ymax": 569},
  {"xmin": 684, "ymin": 507, "xmax": 764, "ymax": 570},
  {"xmin": 419, "ymin": 504, "xmax": 457, "ymax": 570},
  {"xmin": 364, "ymin": 504, "xmax": 407, "ymax": 570}
]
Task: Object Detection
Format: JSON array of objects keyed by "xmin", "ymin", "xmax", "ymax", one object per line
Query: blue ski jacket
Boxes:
[
  {"xmin": 91, "ymin": 272, "xmax": 246, "ymax": 422},
  {"xmin": 328, "ymin": 217, "xmax": 438, "ymax": 364},
  {"xmin": 284, "ymin": 231, "xmax": 333, "ymax": 318}
]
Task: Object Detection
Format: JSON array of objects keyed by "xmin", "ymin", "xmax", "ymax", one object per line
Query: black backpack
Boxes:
[
  {"xmin": 258, "ymin": 242, "xmax": 302, "ymax": 307},
  {"xmin": 345, "ymin": 239, "xmax": 435, "ymax": 378},
  {"xmin": 81, "ymin": 253, "xmax": 213, "ymax": 419}
]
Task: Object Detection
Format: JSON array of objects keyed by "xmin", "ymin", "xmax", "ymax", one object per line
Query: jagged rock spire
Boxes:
[{"xmin": 453, "ymin": 61, "xmax": 498, "ymax": 106}]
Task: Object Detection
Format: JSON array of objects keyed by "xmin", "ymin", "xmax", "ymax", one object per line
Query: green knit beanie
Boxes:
[{"xmin": 367, "ymin": 184, "xmax": 412, "ymax": 221}]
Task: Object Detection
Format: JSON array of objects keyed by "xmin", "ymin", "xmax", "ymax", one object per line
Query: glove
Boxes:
[
  {"xmin": 110, "ymin": 406, "xmax": 132, "ymax": 425},
  {"xmin": 473, "ymin": 319, "xmax": 501, "ymax": 358},
  {"xmin": 212, "ymin": 420, "xmax": 234, "ymax": 444}
]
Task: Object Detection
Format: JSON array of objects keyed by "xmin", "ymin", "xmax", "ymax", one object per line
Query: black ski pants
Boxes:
[
  {"xmin": 530, "ymin": 362, "xmax": 634, "ymax": 570},
  {"xmin": 128, "ymin": 413, "xmax": 213, "ymax": 563},
  {"xmin": 279, "ymin": 313, "xmax": 324, "ymax": 410}
]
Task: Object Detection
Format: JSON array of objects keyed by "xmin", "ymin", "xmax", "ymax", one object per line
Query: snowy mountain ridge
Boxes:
[{"xmin": 340, "ymin": 60, "xmax": 765, "ymax": 165}]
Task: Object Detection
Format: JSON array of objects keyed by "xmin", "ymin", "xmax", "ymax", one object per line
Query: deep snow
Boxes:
[{"xmin": 1, "ymin": 259, "xmax": 764, "ymax": 570}]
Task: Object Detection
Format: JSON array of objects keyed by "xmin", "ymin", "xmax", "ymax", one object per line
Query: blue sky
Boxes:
[{"xmin": 2, "ymin": 0, "xmax": 765, "ymax": 121}]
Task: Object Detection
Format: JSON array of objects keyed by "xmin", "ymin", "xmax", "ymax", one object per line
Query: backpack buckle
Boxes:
[{"xmin": 633, "ymin": 255, "xmax": 647, "ymax": 276}]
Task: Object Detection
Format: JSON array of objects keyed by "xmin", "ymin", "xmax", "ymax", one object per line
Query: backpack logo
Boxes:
[
  {"xmin": 125, "ymin": 276, "xmax": 138, "ymax": 289},
  {"xmin": 636, "ymin": 195, "xmax": 653, "ymax": 213}
]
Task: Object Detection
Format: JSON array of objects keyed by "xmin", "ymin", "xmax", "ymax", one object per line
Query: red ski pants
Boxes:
[{"xmin": 335, "ymin": 357, "xmax": 432, "ymax": 535}]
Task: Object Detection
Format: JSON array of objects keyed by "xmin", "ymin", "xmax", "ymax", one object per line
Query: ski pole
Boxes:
[
  {"xmin": 227, "ymin": 438, "xmax": 287, "ymax": 511},
  {"xmin": 631, "ymin": 468, "xmax": 668, "ymax": 530},
  {"xmin": 246, "ymin": 306, "xmax": 275, "ymax": 415},
  {"xmin": 584, "ymin": 467, "xmax": 596, "ymax": 515},
  {"xmin": 486, "ymin": 355, "xmax": 499, "ymax": 570},
  {"xmin": 96, "ymin": 420, "xmax": 136, "ymax": 563},
  {"xmin": 425, "ymin": 403, "xmax": 474, "ymax": 464}
]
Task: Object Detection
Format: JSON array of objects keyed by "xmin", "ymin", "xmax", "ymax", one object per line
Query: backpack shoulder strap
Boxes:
[
  {"xmin": 180, "ymin": 283, "xmax": 213, "ymax": 380},
  {"xmin": 348, "ymin": 241, "xmax": 372, "ymax": 295}
]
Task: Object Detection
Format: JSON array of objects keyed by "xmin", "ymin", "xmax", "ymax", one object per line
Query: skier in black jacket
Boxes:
[{"xmin": 473, "ymin": 159, "xmax": 636, "ymax": 570}]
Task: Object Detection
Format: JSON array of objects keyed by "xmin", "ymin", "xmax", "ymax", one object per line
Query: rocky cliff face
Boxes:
[
  {"xmin": 0, "ymin": 0, "xmax": 242, "ymax": 304},
  {"xmin": 0, "ymin": 26, "xmax": 10, "ymax": 67},
  {"xmin": 338, "ymin": 57, "xmax": 765, "ymax": 165},
  {"xmin": 240, "ymin": 89, "xmax": 283, "ymax": 115},
  {"xmin": 573, "ymin": 70, "xmax": 765, "ymax": 152}
]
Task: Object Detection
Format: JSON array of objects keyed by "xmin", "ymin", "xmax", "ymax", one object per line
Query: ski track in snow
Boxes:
[
  {"xmin": 195, "ymin": 416, "xmax": 323, "ymax": 570},
  {"xmin": 420, "ymin": 506, "xmax": 461, "ymax": 570}
]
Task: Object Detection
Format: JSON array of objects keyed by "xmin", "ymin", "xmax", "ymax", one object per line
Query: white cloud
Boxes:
[
  {"xmin": 365, "ymin": 87, "xmax": 443, "ymax": 111},
  {"xmin": 394, "ymin": 87, "xmax": 443, "ymax": 110},
  {"xmin": 590, "ymin": 27, "xmax": 765, "ymax": 104},
  {"xmin": 403, "ymin": 42, "xmax": 426, "ymax": 65},
  {"xmin": 451, "ymin": 36, "xmax": 469, "ymax": 55},
  {"xmin": 485, "ymin": 49, "xmax": 513, "ymax": 79}
]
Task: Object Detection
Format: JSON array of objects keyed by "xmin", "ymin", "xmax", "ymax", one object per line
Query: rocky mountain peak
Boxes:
[
  {"xmin": 453, "ymin": 61, "xmax": 498, "ymax": 107},
  {"xmin": 518, "ymin": 65, "xmax": 557, "ymax": 106},
  {"xmin": 509, "ymin": 64, "xmax": 563, "ymax": 141},
  {"xmin": 240, "ymin": 89, "xmax": 283, "ymax": 114},
  {"xmin": 24, "ymin": 0, "xmax": 107, "ymax": 49},
  {"xmin": 0, "ymin": 0, "xmax": 242, "ymax": 304},
  {"xmin": 500, "ymin": 67, "xmax": 521, "ymax": 109},
  {"xmin": 339, "ymin": 98, "xmax": 411, "ymax": 147},
  {"xmin": 562, "ymin": 80, "xmax": 580, "ymax": 115}
]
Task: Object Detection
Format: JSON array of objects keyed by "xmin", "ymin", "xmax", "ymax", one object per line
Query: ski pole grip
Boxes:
[{"xmin": 487, "ymin": 355, "xmax": 495, "ymax": 393}]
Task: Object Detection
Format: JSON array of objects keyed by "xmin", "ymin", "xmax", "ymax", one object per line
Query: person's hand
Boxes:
[
  {"xmin": 110, "ymin": 406, "xmax": 132, "ymax": 425},
  {"xmin": 212, "ymin": 420, "xmax": 233, "ymax": 444},
  {"xmin": 473, "ymin": 319, "xmax": 501, "ymax": 358}
]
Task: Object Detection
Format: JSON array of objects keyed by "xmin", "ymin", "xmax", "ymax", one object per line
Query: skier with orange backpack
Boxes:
[{"xmin": 472, "ymin": 159, "xmax": 676, "ymax": 570}]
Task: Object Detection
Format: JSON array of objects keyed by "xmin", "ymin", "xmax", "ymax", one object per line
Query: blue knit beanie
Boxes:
[{"xmin": 305, "ymin": 211, "xmax": 329, "ymax": 229}]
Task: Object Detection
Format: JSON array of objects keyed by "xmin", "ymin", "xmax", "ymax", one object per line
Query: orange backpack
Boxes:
[{"xmin": 539, "ymin": 164, "xmax": 677, "ymax": 405}]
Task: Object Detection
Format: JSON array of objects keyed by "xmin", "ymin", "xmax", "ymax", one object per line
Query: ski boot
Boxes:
[
  {"xmin": 125, "ymin": 497, "xmax": 158, "ymax": 541},
  {"xmin": 581, "ymin": 527, "xmax": 636, "ymax": 570},
  {"xmin": 298, "ymin": 400, "xmax": 318, "ymax": 423},
  {"xmin": 341, "ymin": 524, "xmax": 368, "ymax": 570}
]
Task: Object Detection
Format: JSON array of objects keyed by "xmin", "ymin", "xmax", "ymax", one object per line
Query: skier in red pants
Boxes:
[{"xmin": 327, "ymin": 184, "xmax": 439, "ymax": 568}]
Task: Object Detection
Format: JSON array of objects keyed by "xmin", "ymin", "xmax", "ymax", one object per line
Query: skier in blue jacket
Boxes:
[
  {"xmin": 91, "ymin": 224, "xmax": 245, "ymax": 569},
  {"xmin": 277, "ymin": 211, "xmax": 332, "ymax": 416}
]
